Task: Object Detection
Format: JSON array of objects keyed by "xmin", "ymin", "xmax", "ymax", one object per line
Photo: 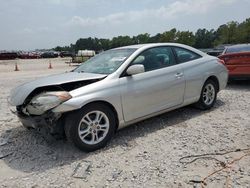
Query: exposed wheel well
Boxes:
[
  {"xmin": 206, "ymin": 76, "xmax": 219, "ymax": 92},
  {"xmin": 82, "ymin": 101, "xmax": 119, "ymax": 131}
]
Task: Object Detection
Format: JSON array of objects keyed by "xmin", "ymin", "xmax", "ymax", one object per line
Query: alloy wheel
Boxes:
[
  {"xmin": 202, "ymin": 83, "xmax": 215, "ymax": 106},
  {"xmin": 78, "ymin": 111, "xmax": 110, "ymax": 145}
]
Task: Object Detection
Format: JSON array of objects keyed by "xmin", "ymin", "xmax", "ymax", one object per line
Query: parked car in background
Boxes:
[
  {"xmin": 218, "ymin": 44, "xmax": 250, "ymax": 79},
  {"xmin": 0, "ymin": 52, "xmax": 18, "ymax": 60},
  {"xmin": 60, "ymin": 51, "xmax": 74, "ymax": 58},
  {"xmin": 8, "ymin": 43, "xmax": 228, "ymax": 151},
  {"xmin": 18, "ymin": 52, "xmax": 40, "ymax": 59},
  {"xmin": 207, "ymin": 44, "xmax": 231, "ymax": 57},
  {"xmin": 41, "ymin": 51, "xmax": 59, "ymax": 58}
]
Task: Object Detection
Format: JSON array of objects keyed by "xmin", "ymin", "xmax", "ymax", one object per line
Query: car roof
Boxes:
[
  {"xmin": 115, "ymin": 43, "xmax": 207, "ymax": 56},
  {"xmin": 116, "ymin": 43, "xmax": 190, "ymax": 49}
]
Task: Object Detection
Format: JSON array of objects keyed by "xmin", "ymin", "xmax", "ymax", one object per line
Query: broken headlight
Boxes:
[{"xmin": 26, "ymin": 91, "xmax": 72, "ymax": 115}]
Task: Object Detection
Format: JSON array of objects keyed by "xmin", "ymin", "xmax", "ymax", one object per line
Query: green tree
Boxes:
[
  {"xmin": 98, "ymin": 39, "xmax": 111, "ymax": 51},
  {"xmin": 236, "ymin": 18, "xmax": 250, "ymax": 43},
  {"xmin": 148, "ymin": 33, "xmax": 162, "ymax": 43},
  {"xmin": 54, "ymin": 17, "xmax": 250, "ymax": 51},
  {"xmin": 133, "ymin": 33, "xmax": 150, "ymax": 44},
  {"xmin": 111, "ymin": 36, "xmax": 133, "ymax": 48},
  {"xmin": 214, "ymin": 21, "xmax": 239, "ymax": 45},
  {"xmin": 159, "ymin": 28, "xmax": 177, "ymax": 42},
  {"xmin": 194, "ymin": 29, "xmax": 216, "ymax": 48},
  {"xmin": 175, "ymin": 31, "xmax": 195, "ymax": 46}
]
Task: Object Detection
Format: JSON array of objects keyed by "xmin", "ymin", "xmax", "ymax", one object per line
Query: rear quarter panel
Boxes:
[{"xmin": 180, "ymin": 56, "xmax": 227, "ymax": 105}]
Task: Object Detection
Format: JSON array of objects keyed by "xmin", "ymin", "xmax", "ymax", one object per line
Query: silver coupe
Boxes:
[{"xmin": 8, "ymin": 43, "xmax": 228, "ymax": 151}]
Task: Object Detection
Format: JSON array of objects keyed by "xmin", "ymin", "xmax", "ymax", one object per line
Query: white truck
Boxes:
[{"xmin": 72, "ymin": 50, "xmax": 95, "ymax": 63}]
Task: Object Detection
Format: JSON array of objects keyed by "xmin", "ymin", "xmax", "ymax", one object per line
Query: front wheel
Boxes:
[
  {"xmin": 196, "ymin": 80, "xmax": 218, "ymax": 110},
  {"xmin": 64, "ymin": 103, "xmax": 116, "ymax": 152}
]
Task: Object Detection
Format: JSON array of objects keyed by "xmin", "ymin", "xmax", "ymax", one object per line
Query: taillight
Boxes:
[{"xmin": 218, "ymin": 59, "xmax": 225, "ymax": 65}]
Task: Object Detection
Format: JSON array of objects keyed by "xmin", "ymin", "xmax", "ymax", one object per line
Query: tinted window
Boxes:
[
  {"xmin": 131, "ymin": 47, "xmax": 177, "ymax": 72},
  {"xmin": 173, "ymin": 47, "xmax": 201, "ymax": 63},
  {"xmin": 225, "ymin": 45, "xmax": 250, "ymax": 54}
]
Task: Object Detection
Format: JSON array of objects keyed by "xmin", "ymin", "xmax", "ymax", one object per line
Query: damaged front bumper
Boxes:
[
  {"xmin": 10, "ymin": 102, "xmax": 65, "ymax": 136},
  {"xmin": 17, "ymin": 109, "xmax": 66, "ymax": 137},
  {"xmin": 16, "ymin": 109, "xmax": 61, "ymax": 130},
  {"xmin": 7, "ymin": 90, "xmax": 74, "ymax": 133},
  {"xmin": 8, "ymin": 95, "xmax": 78, "ymax": 137},
  {"xmin": 8, "ymin": 96, "xmax": 60, "ymax": 129},
  {"xmin": 18, "ymin": 112, "xmax": 49, "ymax": 129}
]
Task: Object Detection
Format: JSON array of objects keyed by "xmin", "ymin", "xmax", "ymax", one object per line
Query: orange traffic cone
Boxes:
[
  {"xmin": 48, "ymin": 62, "xmax": 53, "ymax": 69},
  {"xmin": 14, "ymin": 63, "xmax": 20, "ymax": 71}
]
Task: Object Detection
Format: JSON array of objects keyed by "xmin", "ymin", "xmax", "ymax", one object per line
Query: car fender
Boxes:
[{"xmin": 52, "ymin": 88, "xmax": 124, "ymax": 125}]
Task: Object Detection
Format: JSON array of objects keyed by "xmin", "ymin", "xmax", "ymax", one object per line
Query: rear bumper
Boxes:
[
  {"xmin": 229, "ymin": 74, "xmax": 250, "ymax": 79},
  {"xmin": 218, "ymin": 70, "xmax": 228, "ymax": 90}
]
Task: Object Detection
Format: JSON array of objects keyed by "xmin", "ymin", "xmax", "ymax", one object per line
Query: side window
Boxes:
[
  {"xmin": 131, "ymin": 47, "xmax": 177, "ymax": 72},
  {"xmin": 173, "ymin": 47, "xmax": 201, "ymax": 63}
]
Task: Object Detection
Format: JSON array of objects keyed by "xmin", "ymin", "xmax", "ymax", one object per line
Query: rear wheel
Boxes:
[
  {"xmin": 196, "ymin": 80, "xmax": 218, "ymax": 110},
  {"xmin": 64, "ymin": 103, "xmax": 116, "ymax": 152}
]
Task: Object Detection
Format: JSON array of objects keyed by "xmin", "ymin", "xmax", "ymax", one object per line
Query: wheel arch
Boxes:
[
  {"xmin": 194, "ymin": 75, "xmax": 219, "ymax": 110},
  {"xmin": 205, "ymin": 75, "xmax": 220, "ymax": 92},
  {"xmin": 81, "ymin": 100, "xmax": 119, "ymax": 131}
]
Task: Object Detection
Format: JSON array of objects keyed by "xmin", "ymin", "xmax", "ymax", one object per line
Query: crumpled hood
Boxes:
[{"xmin": 9, "ymin": 72, "xmax": 106, "ymax": 106}]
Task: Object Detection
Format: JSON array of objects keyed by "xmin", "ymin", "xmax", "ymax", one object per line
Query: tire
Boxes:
[
  {"xmin": 21, "ymin": 124, "xmax": 34, "ymax": 130},
  {"xmin": 64, "ymin": 103, "xmax": 116, "ymax": 152},
  {"xmin": 196, "ymin": 79, "xmax": 218, "ymax": 110}
]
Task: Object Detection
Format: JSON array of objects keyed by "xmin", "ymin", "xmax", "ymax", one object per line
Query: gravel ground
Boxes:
[{"xmin": 0, "ymin": 58, "xmax": 250, "ymax": 188}]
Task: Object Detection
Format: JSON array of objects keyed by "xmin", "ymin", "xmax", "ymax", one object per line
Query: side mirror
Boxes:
[{"xmin": 126, "ymin": 64, "xmax": 145, "ymax": 76}]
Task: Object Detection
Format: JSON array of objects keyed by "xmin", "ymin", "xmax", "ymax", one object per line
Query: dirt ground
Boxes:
[{"xmin": 0, "ymin": 58, "xmax": 249, "ymax": 188}]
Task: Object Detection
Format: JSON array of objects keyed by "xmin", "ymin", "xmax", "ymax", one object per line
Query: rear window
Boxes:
[
  {"xmin": 225, "ymin": 45, "xmax": 250, "ymax": 54},
  {"xmin": 173, "ymin": 47, "xmax": 201, "ymax": 63}
]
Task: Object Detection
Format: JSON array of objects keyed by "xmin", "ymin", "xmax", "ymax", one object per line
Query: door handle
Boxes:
[{"xmin": 175, "ymin": 72, "xmax": 183, "ymax": 78}]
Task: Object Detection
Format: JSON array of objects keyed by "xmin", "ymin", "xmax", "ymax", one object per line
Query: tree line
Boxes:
[{"xmin": 54, "ymin": 18, "xmax": 250, "ymax": 53}]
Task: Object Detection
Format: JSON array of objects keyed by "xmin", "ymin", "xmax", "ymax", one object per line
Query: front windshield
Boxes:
[{"xmin": 74, "ymin": 48, "xmax": 136, "ymax": 74}]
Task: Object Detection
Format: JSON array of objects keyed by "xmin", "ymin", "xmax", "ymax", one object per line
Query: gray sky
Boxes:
[{"xmin": 1, "ymin": 0, "xmax": 249, "ymax": 50}]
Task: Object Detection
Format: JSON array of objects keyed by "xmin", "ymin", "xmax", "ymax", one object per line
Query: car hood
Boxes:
[{"xmin": 9, "ymin": 72, "xmax": 107, "ymax": 106}]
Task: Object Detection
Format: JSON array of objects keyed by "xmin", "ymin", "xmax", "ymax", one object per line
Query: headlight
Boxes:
[{"xmin": 26, "ymin": 91, "xmax": 72, "ymax": 115}]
